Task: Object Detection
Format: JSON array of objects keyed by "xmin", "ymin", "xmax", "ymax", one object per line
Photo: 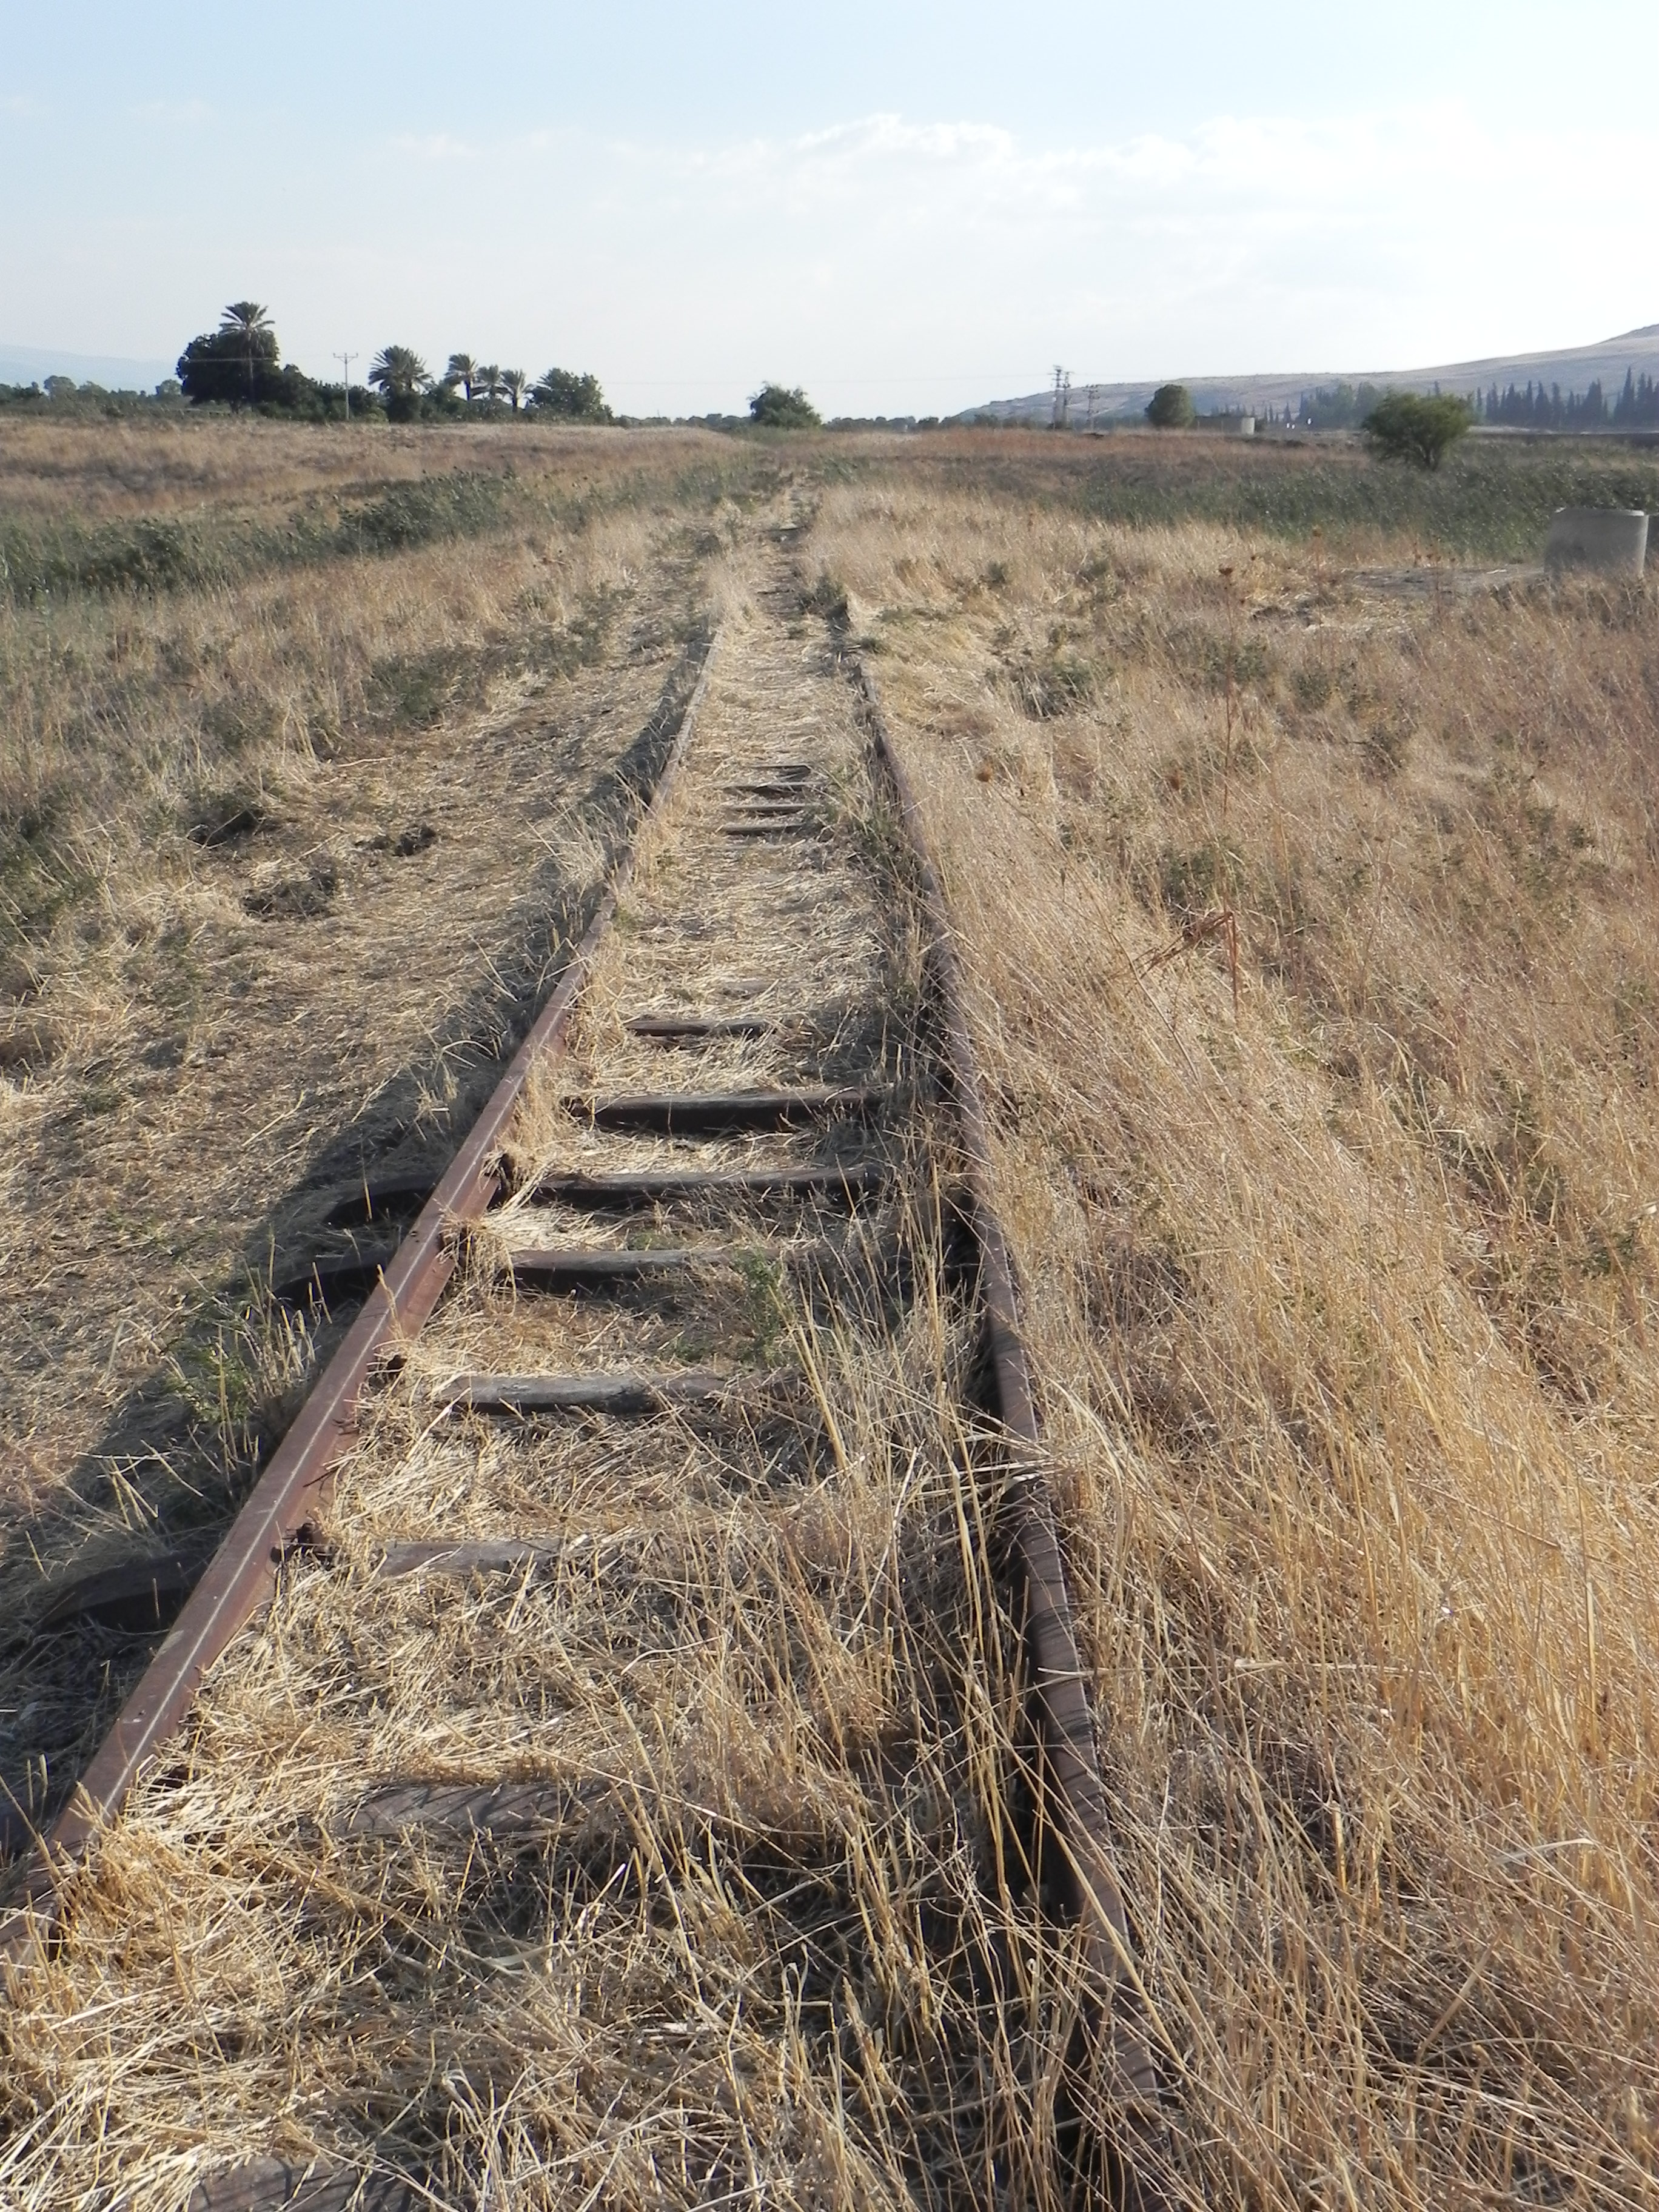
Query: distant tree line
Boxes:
[
  {"xmin": 1481, "ymin": 370, "xmax": 1659, "ymax": 430},
  {"xmin": 367, "ymin": 347, "xmax": 611, "ymax": 423},
  {"xmin": 1483, "ymin": 378, "xmax": 1609, "ymax": 431},
  {"xmin": 7, "ymin": 307, "xmax": 839, "ymax": 435},
  {"xmin": 0, "ymin": 377, "xmax": 187, "ymax": 417},
  {"xmin": 172, "ymin": 304, "xmax": 612, "ymax": 425},
  {"xmin": 1255, "ymin": 369, "xmax": 1659, "ymax": 434},
  {"xmin": 565, "ymin": 385, "xmax": 826, "ymax": 433}
]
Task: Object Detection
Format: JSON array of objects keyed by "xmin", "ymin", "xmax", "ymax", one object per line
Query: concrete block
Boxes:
[{"xmin": 1544, "ymin": 506, "xmax": 1647, "ymax": 575}]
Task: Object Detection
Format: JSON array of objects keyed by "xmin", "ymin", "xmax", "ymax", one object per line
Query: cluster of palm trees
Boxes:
[
  {"xmin": 174, "ymin": 304, "xmax": 610, "ymax": 421},
  {"xmin": 369, "ymin": 348, "xmax": 532, "ymax": 411},
  {"xmin": 441, "ymin": 355, "xmax": 531, "ymax": 409}
]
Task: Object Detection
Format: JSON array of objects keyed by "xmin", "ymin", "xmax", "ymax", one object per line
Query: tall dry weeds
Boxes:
[
  {"xmin": 0, "ymin": 421, "xmax": 766, "ymax": 1858},
  {"xmin": 0, "ymin": 561, "xmax": 1108, "ymax": 2210},
  {"xmin": 6, "ymin": 423, "xmax": 1658, "ymax": 2207},
  {"xmin": 809, "ymin": 477, "xmax": 1659, "ymax": 2206}
]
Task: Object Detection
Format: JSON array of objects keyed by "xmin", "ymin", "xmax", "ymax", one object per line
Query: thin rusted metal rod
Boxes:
[
  {"xmin": 852, "ymin": 655, "xmax": 1171, "ymax": 2177},
  {"xmin": 0, "ymin": 628, "xmax": 722, "ymax": 1971}
]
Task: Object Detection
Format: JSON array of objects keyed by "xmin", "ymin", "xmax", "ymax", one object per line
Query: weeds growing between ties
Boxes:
[
  {"xmin": 0, "ymin": 418, "xmax": 771, "ymax": 1846},
  {"xmin": 811, "ymin": 469, "xmax": 1659, "ymax": 2206},
  {"xmin": 2, "ymin": 413, "xmax": 1659, "ymax": 2207}
]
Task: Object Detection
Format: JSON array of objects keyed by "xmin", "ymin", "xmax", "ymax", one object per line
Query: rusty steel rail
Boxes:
[
  {"xmin": 853, "ymin": 655, "xmax": 1171, "ymax": 2199},
  {"xmin": 0, "ymin": 628, "xmax": 722, "ymax": 1972},
  {"xmin": 3, "ymin": 609, "xmax": 1170, "ymax": 2207}
]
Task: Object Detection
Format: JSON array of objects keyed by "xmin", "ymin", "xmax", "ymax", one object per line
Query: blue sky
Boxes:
[{"xmin": 3, "ymin": 2, "xmax": 1655, "ymax": 414}]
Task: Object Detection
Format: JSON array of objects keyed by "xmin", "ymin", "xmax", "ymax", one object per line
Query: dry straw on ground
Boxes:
[
  {"xmin": 809, "ymin": 470, "xmax": 1659, "ymax": 2205},
  {"xmin": 4, "ymin": 422, "xmax": 1657, "ymax": 2208},
  {"xmin": 1, "ymin": 558, "xmax": 1105, "ymax": 2210},
  {"xmin": 0, "ymin": 419, "xmax": 768, "ymax": 1848}
]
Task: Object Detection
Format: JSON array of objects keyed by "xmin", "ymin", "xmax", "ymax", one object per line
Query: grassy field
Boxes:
[
  {"xmin": 3, "ymin": 414, "xmax": 1657, "ymax": 2207},
  {"xmin": 907, "ymin": 424, "xmax": 1659, "ymax": 560},
  {"xmin": 0, "ymin": 417, "xmax": 773, "ymax": 1854},
  {"xmin": 808, "ymin": 446, "xmax": 1659, "ymax": 2205}
]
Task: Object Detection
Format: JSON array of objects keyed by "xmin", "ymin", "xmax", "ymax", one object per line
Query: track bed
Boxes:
[{"xmin": 1, "ymin": 545, "xmax": 1161, "ymax": 2211}]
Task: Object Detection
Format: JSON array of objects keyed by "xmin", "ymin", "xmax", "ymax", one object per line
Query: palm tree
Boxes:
[
  {"xmin": 477, "ymin": 364, "xmax": 503, "ymax": 407},
  {"xmin": 500, "ymin": 369, "xmax": 527, "ymax": 413},
  {"xmin": 369, "ymin": 346, "xmax": 431, "ymax": 401},
  {"xmin": 444, "ymin": 352, "xmax": 478, "ymax": 401},
  {"xmin": 220, "ymin": 301, "xmax": 271, "ymax": 338},
  {"xmin": 220, "ymin": 301, "xmax": 273, "ymax": 403}
]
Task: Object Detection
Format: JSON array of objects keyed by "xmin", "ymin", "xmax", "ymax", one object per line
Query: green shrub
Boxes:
[
  {"xmin": 531, "ymin": 369, "xmax": 611, "ymax": 421},
  {"xmin": 1362, "ymin": 392, "xmax": 1473, "ymax": 471},
  {"xmin": 749, "ymin": 384, "xmax": 820, "ymax": 429},
  {"xmin": 333, "ymin": 474, "xmax": 507, "ymax": 555},
  {"xmin": 1145, "ymin": 383, "xmax": 1195, "ymax": 429}
]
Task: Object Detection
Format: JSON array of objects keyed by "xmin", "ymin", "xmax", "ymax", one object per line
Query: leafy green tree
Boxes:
[
  {"xmin": 444, "ymin": 352, "xmax": 479, "ymax": 401},
  {"xmin": 178, "ymin": 304, "xmax": 283, "ymax": 406},
  {"xmin": 1145, "ymin": 383, "xmax": 1195, "ymax": 428},
  {"xmin": 477, "ymin": 364, "xmax": 503, "ymax": 406},
  {"xmin": 749, "ymin": 383, "xmax": 820, "ymax": 429},
  {"xmin": 220, "ymin": 302, "xmax": 275, "ymax": 403},
  {"xmin": 501, "ymin": 368, "xmax": 528, "ymax": 412},
  {"xmin": 1361, "ymin": 390, "xmax": 1473, "ymax": 469},
  {"xmin": 531, "ymin": 367, "xmax": 611, "ymax": 421},
  {"xmin": 369, "ymin": 346, "xmax": 432, "ymax": 421}
]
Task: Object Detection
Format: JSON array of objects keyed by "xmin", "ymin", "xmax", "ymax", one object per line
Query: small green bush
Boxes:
[
  {"xmin": 531, "ymin": 368, "xmax": 611, "ymax": 422},
  {"xmin": 1362, "ymin": 392, "xmax": 1473, "ymax": 471},
  {"xmin": 749, "ymin": 384, "xmax": 821, "ymax": 430},
  {"xmin": 1145, "ymin": 383, "xmax": 1196, "ymax": 429}
]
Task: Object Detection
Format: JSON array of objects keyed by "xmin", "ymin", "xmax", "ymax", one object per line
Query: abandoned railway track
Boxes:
[{"xmin": 2, "ymin": 539, "xmax": 1170, "ymax": 2211}]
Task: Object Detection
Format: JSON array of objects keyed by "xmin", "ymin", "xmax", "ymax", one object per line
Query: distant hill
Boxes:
[
  {"xmin": 962, "ymin": 324, "xmax": 1659, "ymax": 426},
  {"xmin": 0, "ymin": 343, "xmax": 175, "ymax": 392}
]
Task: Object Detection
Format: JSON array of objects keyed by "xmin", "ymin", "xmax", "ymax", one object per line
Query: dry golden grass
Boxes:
[
  {"xmin": 0, "ymin": 420, "xmax": 769, "ymax": 1853},
  {"xmin": 0, "ymin": 414, "xmax": 722, "ymax": 521},
  {"xmin": 0, "ymin": 420, "xmax": 762, "ymax": 1452},
  {"xmin": 6, "ymin": 420, "xmax": 1658, "ymax": 2207},
  {"xmin": 808, "ymin": 473, "xmax": 1659, "ymax": 2204},
  {"xmin": 1, "ymin": 564, "xmax": 1104, "ymax": 2211}
]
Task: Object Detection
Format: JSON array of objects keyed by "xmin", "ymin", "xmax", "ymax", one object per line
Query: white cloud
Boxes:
[
  {"xmin": 5, "ymin": 99, "xmax": 1654, "ymax": 416},
  {"xmin": 388, "ymin": 131, "xmax": 484, "ymax": 163},
  {"xmin": 330, "ymin": 102, "xmax": 1651, "ymax": 410},
  {"xmin": 129, "ymin": 98, "xmax": 213, "ymax": 126}
]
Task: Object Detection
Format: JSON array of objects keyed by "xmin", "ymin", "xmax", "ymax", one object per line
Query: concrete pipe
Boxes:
[{"xmin": 1544, "ymin": 507, "xmax": 1648, "ymax": 575}]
